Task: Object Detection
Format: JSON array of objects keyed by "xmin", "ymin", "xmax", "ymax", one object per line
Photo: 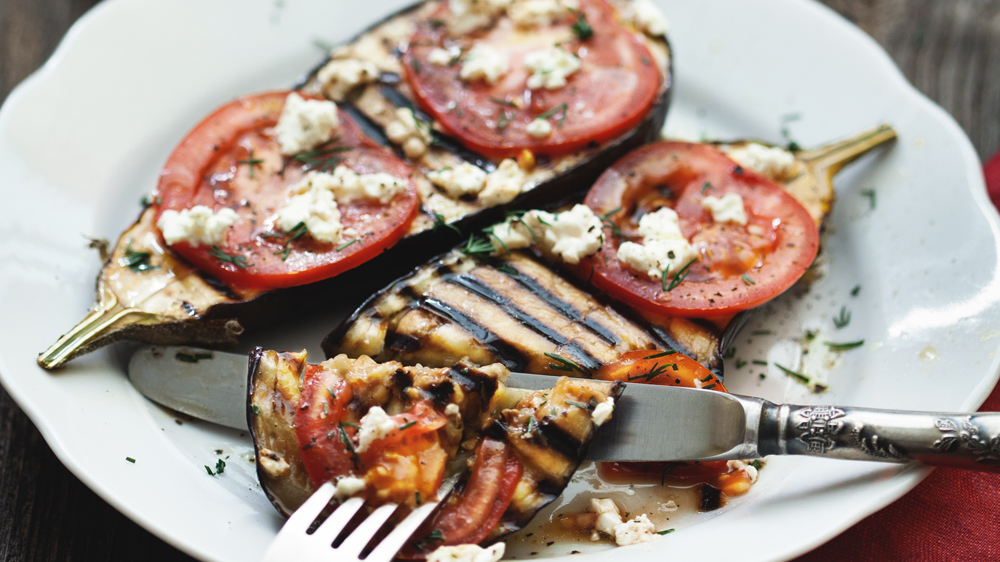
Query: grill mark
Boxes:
[
  {"xmin": 421, "ymin": 298, "xmax": 526, "ymax": 370},
  {"xmin": 448, "ymin": 366, "xmax": 499, "ymax": 405},
  {"xmin": 446, "ymin": 275, "xmax": 602, "ymax": 373},
  {"xmin": 386, "ymin": 332, "xmax": 421, "ymax": 353},
  {"xmin": 498, "ymin": 265, "xmax": 620, "ymax": 346},
  {"xmin": 392, "ymin": 368, "xmax": 413, "ymax": 392},
  {"xmin": 535, "ymin": 418, "xmax": 586, "ymax": 460}
]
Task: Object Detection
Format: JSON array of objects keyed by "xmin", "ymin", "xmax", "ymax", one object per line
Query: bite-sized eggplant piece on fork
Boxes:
[
  {"xmin": 247, "ymin": 347, "xmax": 621, "ymax": 555},
  {"xmin": 38, "ymin": 0, "xmax": 673, "ymax": 369}
]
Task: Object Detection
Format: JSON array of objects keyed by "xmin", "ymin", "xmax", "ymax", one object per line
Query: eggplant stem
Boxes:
[
  {"xmin": 796, "ymin": 124, "xmax": 897, "ymax": 179},
  {"xmin": 37, "ymin": 286, "xmax": 155, "ymax": 370}
]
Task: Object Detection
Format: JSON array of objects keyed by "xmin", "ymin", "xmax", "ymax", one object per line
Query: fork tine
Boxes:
[
  {"xmin": 310, "ymin": 496, "xmax": 365, "ymax": 545},
  {"xmin": 336, "ymin": 503, "xmax": 399, "ymax": 558},
  {"xmin": 280, "ymin": 482, "xmax": 336, "ymax": 535},
  {"xmin": 364, "ymin": 501, "xmax": 441, "ymax": 562}
]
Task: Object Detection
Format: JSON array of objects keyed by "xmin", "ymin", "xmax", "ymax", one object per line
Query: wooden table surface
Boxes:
[{"xmin": 1, "ymin": 0, "xmax": 998, "ymax": 560}]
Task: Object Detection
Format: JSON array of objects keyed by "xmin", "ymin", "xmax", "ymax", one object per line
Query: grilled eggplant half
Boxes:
[
  {"xmin": 247, "ymin": 347, "xmax": 621, "ymax": 554},
  {"xmin": 39, "ymin": 0, "xmax": 673, "ymax": 369}
]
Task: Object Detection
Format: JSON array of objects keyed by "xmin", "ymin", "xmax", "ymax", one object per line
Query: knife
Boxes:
[{"xmin": 129, "ymin": 346, "xmax": 1000, "ymax": 471}]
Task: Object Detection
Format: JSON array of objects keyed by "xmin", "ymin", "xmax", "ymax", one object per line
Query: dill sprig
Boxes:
[
  {"xmin": 774, "ymin": 363, "xmax": 811, "ymax": 384},
  {"xmin": 571, "ymin": 10, "xmax": 593, "ymax": 40},
  {"xmin": 431, "ymin": 211, "xmax": 461, "ymax": 235},
  {"xmin": 544, "ymin": 352, "xmax": 590, "ymax": 377},
  {"xmin": 538, "ymin": 102, "xmax": 569, "ymax": 128},
  {"xmin": 742, "ymin": 273, "xmax": 756, "ymax": 286},
  {"xmin": 120, "ymin": 239, "xmax": 159, "ymax": 273},
  {"xmin": 833, "ymin": 306, "xmax": 851, "ymax": 329},
  {"xmin": 824, "ymin": 340, "xmax": 865, "ymax": 351},
  {"xmin": 209, "ymin": 246, "xmax": 251, "ymax": 269},
  {"xmin": 665, "ymin": 258, "xmax": 698, "ymax": 291},
  {"xmin": 413, "ymin": 529, "xmax": 444, "ymax": 551},
  {"xmin": 238, "ymin": 147, "xmax": 264, "ymax": 179},
  {"xmin": 461, "ymin": 234, "xmax": 494, "ymax": 258},
  {"xmin": 497, "ymin": 108, "xmax": 514, "ymax": 130}
]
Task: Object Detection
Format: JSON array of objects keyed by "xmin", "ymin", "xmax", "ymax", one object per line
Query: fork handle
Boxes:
[{"xmin": 754, "ymin": 402, "xmax": 1000, "ymax": 472}]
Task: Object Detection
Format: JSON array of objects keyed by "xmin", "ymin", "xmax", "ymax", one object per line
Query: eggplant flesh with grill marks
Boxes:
[
  {"xmin": 323, "ymin": 249, "xmax": 726, "ymax": 375},
  {"xmin": 247, "ymin": 347, "xmax": 621, "ymax": 548}
]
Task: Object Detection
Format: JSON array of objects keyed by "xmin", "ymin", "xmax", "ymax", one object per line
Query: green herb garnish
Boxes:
[
  {"xmin": 252, "ymin": 404, "xmax": 260, "ymax": 415},
  {"xmin": 398, "ymin": 420, "xmax": 416, "ymax": 431},
  {"xmin": 538, "ymin": 102, "xmax": 568, "ymax": 128},
  {"xmin": 643, "ymin": 350, "xmax": 677, "ymax": 360},
  {"xmin": 833, "ymin": 306, "xmax": 851, "ymax": 329},
  {"xmin": 736, "ymin": 359, "xmax": 747, "ymax": 368},
  {"xmin": 175, "ymin": 351, "xmax": 212, "ymax": 363},
  {"xmin": 336, "ymin": 238, "xmax": 359, "ymax": 251},
  {"xmin": 564, "ymin": 400, "xmax": 590, "ymax": 410},
  {"xmin": 209, "ymin": 246, "xmax": 251, "ymax": 269},
  {"xmin": 742, "ymin": 273, "xmax": 755, "ymax": 286},
  {"xmin": 126, "ymin": 457, "xmax": 135, "ymax": 464},
  {"xmin": 571, "ymin": 10, "xmax": 593, "ymax": 40},
  {"xmin": 657, "ymin": 529, "xmax": 676, "ymax": 535},
  {"xmin": 120, "ymin": 239, "xmax": 159, "ymax": 273},
  {"xmin": 861, "ymin": 189, "xmax": 876, "ymax": 210},
  {"xmin": 460, "ymin": 234, "xmax": 494, "ymax": 258},
  {"xmin": 238, "ymin": 147, "xmax": 264, "ymax": 179},
  {"xmin": 413, "ymin": 530, "xmax": 444, "ymax": 551},
  {"xmin": 851, "ymin": 285, "xmax": 861, "ymax": 296},
  {"xmin": 497, "ymin": 108, "xmax": 514, "ymax": 130},
  {"xmin": 431, "ymin": 211, "xmax": 461, "ymax": 235},
  {"xmin": 824, "ymin": 340, "xmax": 865, "ymax": 351},
  {"xmin": 665, "ymin": 258, "xmax": 698, "ymax": 291},
  {"xmin": 775, "ymin": 363, "xmax": 810, "ymax": 384},
  {"xmin": 490, "ymin": 97, "xmax": 518, "ymax": 108},
  {"xmin": 545, "ymin": 352, "xmax": 590, "ymax": 377}
]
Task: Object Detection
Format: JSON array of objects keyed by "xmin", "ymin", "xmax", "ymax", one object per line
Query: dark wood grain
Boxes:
[{"xmin": 0, "ymin": 0, "xmax": 998, "ymax": 560}]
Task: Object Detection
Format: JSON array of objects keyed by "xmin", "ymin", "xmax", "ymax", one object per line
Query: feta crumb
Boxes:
[
  {"xmin": 276, "ymin": 173, "xmax": 344, "ymax": 244},
  {"xmin": 445, "ymin": 403, "xmax": 461, "ymax": 416},
  {"xmin": 386, "ymin": 108, "xmax": 434, "ymax": 159},
  {"xmin": 721, "ymin": 142, "xmax": 796, "ymax": 181},
  {"xmin": 459, "ymin": 44, "xmax": 509, "ymax": 85},
  {"xmin": 614, "ymin": 514, "xmax": 657, "ymax": 546},
  {"xmin": 257, "ymin": 448, "xmax": 290, "ymax": 478},
  {"xmin": 316, "ymin": 58, "xmax": 379, "ymax": 101},
  {"xmin": 588, "ymin": 499, "xmax": 659, "ymax": 546},
  {"xmin": 616, "ymin": 207, "xmax": 698, "ymax": 280},
  {"xmin": 727, "ymin": 459, "xmax": 759, "ymax": 484},
  {"xmin": 157, "ymin": 205, "xmax": 238, "ymax": 247},
  {"xmin": 329, "ymin": 165, "xmax": 407, "ymax": 204},
  {"xmin": 334, "ymin": 476, "xmax": 367, "ymax": 499},
  {"xmin": 701, "ymin": 193, "xmax": 748, "ymax": 225},
  {"xmin": 448, "ymin": 0, "xmax": 513, "ymax": 35},
  {"xmin": 508, "ymin": 0, "xmax": 578, "ymax": 27},
  {"xmin": 427, "ymin": 163, "xmax": 489, "ymax": 198},
  {"xmin": 354, "ymin": 406, "xmax": 398, "ymax": 453},
  {"xmin": 524, "ymin": 47, "xmax": 581, "ymax": 90},
  {"xmin": 526, "ymin": 118, "xmax": 553, "ymax": 138},
  {"xmin": 273, "ymin": 93, "xmax": 340, "ymax": 156},
  {"xmin": 630, "ymin": 0, "xmax": 670, "ymax": 36},
  {"xmin": 479, "ymin": 159, "xmax": 526, "ymax": 205},
  {"xmin": 428, "ymin": 47, "xmax": 457, "ymax": 66},
  {"xmin": 486, "ymin": 204, "xmax": 603, "ymax": 264},
  {"xmin": 427, "ymin": 543, "xmax": 505, "ymax": 562},
  {"xmin": 591, "ymin": 397, "xmax": 614, "ymax": 426}
]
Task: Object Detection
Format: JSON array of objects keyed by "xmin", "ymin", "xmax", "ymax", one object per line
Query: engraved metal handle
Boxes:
[{"xmin": 750, "ymin": 400, "xmax": 1000, "ymax": 472}]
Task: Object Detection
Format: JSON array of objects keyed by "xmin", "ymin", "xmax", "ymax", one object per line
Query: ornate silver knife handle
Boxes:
[{"xmin": 749, "ymin": 400, "xmax": 1000, "ymax": 471}]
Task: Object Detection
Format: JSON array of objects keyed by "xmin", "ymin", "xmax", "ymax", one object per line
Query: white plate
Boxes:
[{"xmin": 1, "ymin": 0, "xmax": 999, "ymax": 561}]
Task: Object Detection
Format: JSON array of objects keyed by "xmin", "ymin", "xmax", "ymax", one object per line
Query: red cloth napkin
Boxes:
[{"xmin": 794, "ymin": 153, "xmax": 1000, "ymax": 561}]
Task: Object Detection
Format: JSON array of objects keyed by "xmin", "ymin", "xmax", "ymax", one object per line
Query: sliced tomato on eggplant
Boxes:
[
  {"xmin": 247, "ymin": 347, "xmax": 621, "ymax": 552},
  {"xmin": 403, "ymin": 0, "xmax": 662, "ymax": 158},
  {"xmin": 39, "ymin": 0, "xmax": 672, "ymax": 370},
  {"xmin": 579, "ymin": 142, "xmax": 821, "ymax": 318}
]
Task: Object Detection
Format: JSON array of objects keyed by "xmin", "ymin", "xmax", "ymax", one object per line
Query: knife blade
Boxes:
[
  {"xmin": 128, "ymin": 345, "xmax": 1000, "ymax": 471},
  {"xmin": 127, "ymin": 345, "xmax": 750, "ymax": 462}
]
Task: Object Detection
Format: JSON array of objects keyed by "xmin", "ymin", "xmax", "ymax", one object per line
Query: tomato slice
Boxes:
[
  {"xmin": 403, "ymin": 0, "xmax": 661, "ymax": 158},
  {"xmin": 403, "ymin": 438, "xmax": 523, "ymax": 557},
  {"xmin": 154, "ymin": 91, "xmax": 419, "ymax": 290},
  {"xmin": 295, "ymin": 364, "xmax": 448, "ymax": 496},
  {"xmin": 596, "ymin": 349, "xmax": 726, "ymax": 391},
  {"xmin": 580, "ymin": 142, "xmax": 820, "ymax": 317}
]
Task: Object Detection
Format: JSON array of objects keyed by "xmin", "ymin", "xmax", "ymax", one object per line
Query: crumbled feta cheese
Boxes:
[
  {"xmin": 445, "ymin": 403, "xmax": 461, "ymax": 416},
  {"xmin": 386, "ymin": 108, "xmax": 434, "ymax": 159},
  {"xmin": 334, "ymin": 476, "xmax": 367, "ymax": 499},
  {"xmin": 591, "ymin": 397, "xmax": 614, "ymax": 426},
  {"xmin": 721, "ymin": 142, "xmax": 796, "ymax": 181},
  {"xmin": 727, "ymin": 459, "xmax": 759, "ymax": 484},
  {"xmin": 524, "ymin": 47, "xmax": 581, "ymax": 90},
  {"xmin": 275, "ymin": 173, "xmax": 344, "ymax": 244},
  {"xmin": 157, "ymin": 205, "xmax": 238, "ymax": 247},
  {"xmin": 630, "ymin": 0, "xmax": 670, "ymax": 36},
  {"xmin": 273, "ymin": 93, "xmax": 340, "ymax": 156},
  {"xmin": 486, "ymin": 204, "xmax": 603, "ymax": 264},
  {"xmin": 526, "ymin": 118, "xmax": 553, "ymax": 138},
  {"xmin": 428, "ymin": 47, "xmax": 457, "ymax": 66},
  {"xmin": 427, "ymin": 543, "xmax": 505, "ymax": 562},
  {"xmin": 329, "ymin": 165, "xmax": 407, "ymax": 204},
  {"xmin": 617, "ymin": 207, "xmax": 699, "ymax": 280},
  {"xmin": 479, "ymin": 159, "xmax": 526, "ymax": 205},
  {"xmin": 427, "ymin": 163, "xmax": 489, "ymax": 198},
  {"xmin": 701, "ymin": 193, "xmax": 748, "ymax": 225},
  {"xmin": 448, "ymin": 0, "xmax": 513, "ymax": 35},
  {"xmin": 257, "ymin": 448, "xmax": 290, "ymax": 478},
  {"xmin": 354, "ymin": 406, "xmax": 397, "ymax": 453},
  {"xmin": 589, "ymin": 499, "xmax": 660, "ymax": 546},
  {"xmin": 508, "ymin": 0, "xmax": 578, "ymax": 27},
  {"xmin": 459, "ymin": 44, "xmax": 509, "ymax": 85},
  {"xmin": 614, "ymin": 514, "xmax": 658, "ymax": 546},
  {"xmin": 316, "ymin": 58, "xmax": 379, "ymax": 101}
]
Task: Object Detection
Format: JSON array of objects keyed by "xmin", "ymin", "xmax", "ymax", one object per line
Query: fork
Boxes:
[{"xmin": 262, "ymin": 482, "xmax": 445, "ymax": 562}]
